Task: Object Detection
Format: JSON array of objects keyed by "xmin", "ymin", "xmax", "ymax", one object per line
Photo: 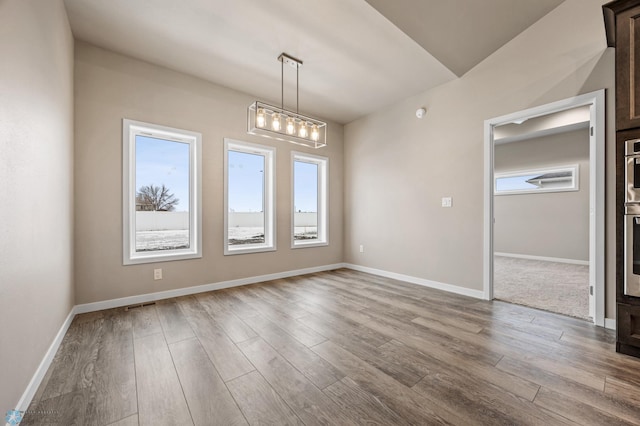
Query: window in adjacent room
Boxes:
[
  {"xmin": 224, "ymin": 138, "xmax": 276, "ymax": 255},
  {"xmin": 292, "ymin": 151, "xmax": 328, "ymax": 247},
  {"xmin": 123, "ymin": 119, "xmax": 202, "ymax": 264},
  {"xmin": 495, "ymin": 164, "xmax": 579, "ymax": 195}
]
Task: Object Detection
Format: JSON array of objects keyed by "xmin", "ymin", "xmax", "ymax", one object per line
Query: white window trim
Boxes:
[
  {"xmin": 291, "ymin": 151, "xmax": 329, "ymax": 248},
  {"xmin": 122, "ymin": 119, "xmax": 202, "ymax": 265},
  {"xmin": 494, "ymin": 164, "xmax": 579, "ymax": 196},
  {"xmin": 224, "ymin": 138, "xmax": 276, "ymax": 255}
]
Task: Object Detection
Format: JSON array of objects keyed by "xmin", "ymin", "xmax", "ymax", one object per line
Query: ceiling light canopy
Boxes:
[{"xmin": 248, "ymin": 53, "xmax": 327, "ymax": 149}]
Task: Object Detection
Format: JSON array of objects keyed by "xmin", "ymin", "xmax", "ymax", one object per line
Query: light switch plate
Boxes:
[{"xmin": 441, "ymin": 197, "xmax": 452, "ymax": 208}]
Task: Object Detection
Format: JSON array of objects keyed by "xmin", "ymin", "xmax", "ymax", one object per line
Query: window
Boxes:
[
  {"xmin": 123, "ymin": 119, "xmax": 201, "ymax": 264},
  {"xmin": 224, "ymin": 138, "xmax": 275, "ymax": 255},
  {"xmin": 495, "ymin": 164, "xmax": 579, "ymax": 195},
  {"xmin": 292, "ymin": 151, "xmax": 328, "ymax": 247}
]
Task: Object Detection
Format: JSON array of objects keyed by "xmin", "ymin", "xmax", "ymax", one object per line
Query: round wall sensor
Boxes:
[{"xmin": 416, "ymin": 108, "xmax": 426, "ymax": 119}]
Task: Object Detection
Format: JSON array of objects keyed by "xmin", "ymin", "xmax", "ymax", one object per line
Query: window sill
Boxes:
[
  {"xmin": 124, "ymin": 250, "xmax": 201, "ymax": 265},
  {"xmin": 291, "ymin": 240, "xmax": 328, "ymax": 249},
  {"xmin": 224, "ymin": 245, "xmax": 277, "ymax": 256}
]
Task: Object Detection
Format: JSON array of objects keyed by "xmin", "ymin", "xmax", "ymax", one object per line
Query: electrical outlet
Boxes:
[
  {"xmin": 154, "ymin": 268, "xmax": 163, "ymax": 280},
  {"xmin": 359, "ymin": 245, "xmax": 364, "ymax": 253},
  {"xmin": 441, "ymin": 197, "xmax": 452, "ymax": 208}
]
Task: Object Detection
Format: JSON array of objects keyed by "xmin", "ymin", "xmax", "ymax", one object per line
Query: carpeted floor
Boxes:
[{"xmin": 493, "ymin": 255, "xmax": 590, "ymax": 320}]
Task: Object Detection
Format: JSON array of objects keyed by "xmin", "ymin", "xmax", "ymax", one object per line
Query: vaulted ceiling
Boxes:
[{"xmin": 63, "ymin": 0, "xmax": 566, "ymax": 124}]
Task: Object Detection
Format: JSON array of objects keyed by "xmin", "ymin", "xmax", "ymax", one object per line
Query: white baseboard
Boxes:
[
  {"xmin": 13, "ymin": 262, "xmax": 344, "ymax": 417},
  {"xmin": 605, "ymin": 318, "xmax": 616, "ymax": 330},
  {"xmin": 343, "ymin": 264, "xmax": 616, "ymax": 330},
  {"xmin": 75, "ymin": 263, "xmax": 345, "ymax": 314},
  {"xmin": 343, "ymin": 263, "xmax": 485, "ymax": 300},
  {"xmin": 14, "ymin": 308, "xmax": 76, "ymax": 412},
  {"xmin": 13, "ymin": 260, "xmax": 613, "ymax": 419},
  {"xmin": 494, "ymin": 252, "xmax": 589, "ymax": 266}
]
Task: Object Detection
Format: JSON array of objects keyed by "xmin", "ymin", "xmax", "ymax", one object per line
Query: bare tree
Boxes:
[{"xmin": 136, "ymin": 184, "xmax": 179, "ymax": 211}]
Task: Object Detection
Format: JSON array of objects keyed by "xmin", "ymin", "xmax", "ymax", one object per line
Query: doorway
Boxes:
[{"xmin": 483, "ymin": 90, "xmax": 605, "ymax": 326}]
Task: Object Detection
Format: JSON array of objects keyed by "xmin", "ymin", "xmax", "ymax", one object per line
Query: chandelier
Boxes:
[{"xmin": 248, "ymin": 53, "xmax": 327, "ymax": 149}]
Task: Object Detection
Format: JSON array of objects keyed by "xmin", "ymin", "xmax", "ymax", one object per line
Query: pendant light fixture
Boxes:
[{"xmin": 248, "ymin": 53, "xmax": 327, "ymax": 148}]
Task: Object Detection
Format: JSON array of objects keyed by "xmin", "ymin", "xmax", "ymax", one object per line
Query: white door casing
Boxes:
[{"xmin": 483, "ymin": 90, "xmax": 605, "ymax": 327}]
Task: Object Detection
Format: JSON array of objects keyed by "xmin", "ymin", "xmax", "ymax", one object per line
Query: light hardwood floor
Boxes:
[{"xmin": 22, "ymin": 269, "xmax": 640, "ymax": 425}]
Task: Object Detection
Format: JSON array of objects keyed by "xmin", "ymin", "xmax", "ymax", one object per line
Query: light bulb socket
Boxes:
[
  {"xmin": 286, "ymin": 117, "xmax": 296, "ymax": 134},
  {"xmin": 298, "ymin": 123, "xmax": 308, "ymax": 138},
  {"xmin": 256, "ymin": 108, "xmax": 266, "ymax": 127},
  {"xmin": 311, "ymin": 125, "xmax": 319, "ymax": 141},
  {"xmin": 271, "ymin": 113, "xmax": 281, "ymax": 131}
]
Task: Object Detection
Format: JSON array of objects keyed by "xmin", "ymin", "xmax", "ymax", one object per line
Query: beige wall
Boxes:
[
  {"xmin": 0, "ymin": 0, "xmax": 75, "ymax": 411},
  {"xmin": 74, "ymin": 42, "xmax": 343, "ymax": 304},
  {"xmin": 344, "ymin": 0, "xmax": 617, "ymax": 317},
  {"xmin": 494, "ymin": 129, "xmax": 590, "ymax": 261},
  {"xmin": 0, "ymin": 0, "xmax": 618, "ymax": 412}
]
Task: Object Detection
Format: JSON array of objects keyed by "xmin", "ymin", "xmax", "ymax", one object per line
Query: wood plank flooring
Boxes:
[{"xmin": 21, "ymin": 269, "xmax": 640, "ymax": 425}]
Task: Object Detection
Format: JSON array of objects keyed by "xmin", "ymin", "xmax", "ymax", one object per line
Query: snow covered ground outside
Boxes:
[
  {"xmin": 228, "ymin": 227, "xmax": 265, "ymax": 240},
  {"xmin": 135, "ymin": 226, "xmax": 318, "ymax": 251},
  {"xmin": 294, "ymin": 227, "xmax": 318, "ymax": 240},
  {"xmin": 136, "ymin": 230, "xmax": 189, "ymax": 251},
  {"xmin": 228, "ymin": 227, "xmax": 266, "ymax": 245}
]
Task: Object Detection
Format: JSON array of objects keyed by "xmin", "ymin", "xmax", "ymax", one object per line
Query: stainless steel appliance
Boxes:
[
  {"xmin": 624, "ymin": 139, "xmax": 640, "ymax": 297},
  {"xmin": 626, "ymin": 139, "xmax": 640, "ymax": 207}
]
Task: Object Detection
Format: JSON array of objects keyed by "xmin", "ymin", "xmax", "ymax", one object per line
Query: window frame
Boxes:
[
  {"xmin": 291, "ymin": 151, "xmax": 329, "ymax": 248},
  {"xmin": 122, "ymin": 119, "xmax": 202, "ymax": 265},
  {"xmin": 494, "ymin": 164, "xmax": 579, "ymax": 196},
  {"xmin": 223, "ymin": 138, "xmax": 276, "ymax": 255}
]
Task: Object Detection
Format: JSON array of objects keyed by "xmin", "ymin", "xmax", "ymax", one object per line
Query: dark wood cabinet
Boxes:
[
  {"xmin": 617, "ymin": 303, "xmax": 640, "ymax": 356},
  {"xmin": 604, "ymin": 0, "xmax": 640, "ymax": 358},
  {"xmin": 605, "ymin": 1, "xmax": 640, "ymax": 130},
  {"xmin": 616, "ymin": 7, "xmax": 640, "ymax": 130}
]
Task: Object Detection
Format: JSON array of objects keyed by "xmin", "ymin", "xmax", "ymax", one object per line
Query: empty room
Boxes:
[{"xmin": 3, "ymin": 0, "xmax": 640, "ymax": 425}]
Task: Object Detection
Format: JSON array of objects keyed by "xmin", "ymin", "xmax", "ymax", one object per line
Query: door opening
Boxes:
[{"xmin": 483, "ymin": 90, "xmax": 605, "ymax": 326}]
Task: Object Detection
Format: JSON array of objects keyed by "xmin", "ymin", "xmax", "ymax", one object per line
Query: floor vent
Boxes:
[{"xmin": 124, "ymin": 301, "xmax": 156, "ymax": 311}]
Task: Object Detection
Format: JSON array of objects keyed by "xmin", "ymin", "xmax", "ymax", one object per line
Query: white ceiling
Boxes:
[
  {"xmin": 63, "ymin": 0, "xmax": 565, "ymax": 124},
  {"xmin": 364, "ymin": 0, "xmax": 565, "ymax": 77}
]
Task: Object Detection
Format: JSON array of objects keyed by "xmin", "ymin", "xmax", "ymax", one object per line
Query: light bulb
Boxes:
[
  {"xmin": 286, "ymin": 117, "xmax": 296, "ymax": 135},
  {"xmin": 299, "ymin": 123, "xmax": 308, "ymax": 138},
  {"xmin": 311, "ymin": 125, "xmax": 319, "ymax": 141},
  {"xmin": 272, "ymin": 113, "xmax": 281, "ymax": 131},
  {"xmin": 256, "ymin": 108, "xmax": 266, "ymax": 128}
]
